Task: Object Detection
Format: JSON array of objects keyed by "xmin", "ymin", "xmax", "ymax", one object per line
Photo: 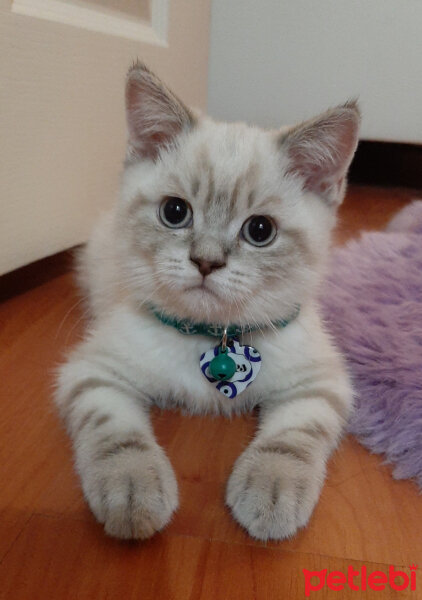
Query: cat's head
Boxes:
[{"xmin": 117, "ymin": 61, "xmax": 360, "ymax": 325}]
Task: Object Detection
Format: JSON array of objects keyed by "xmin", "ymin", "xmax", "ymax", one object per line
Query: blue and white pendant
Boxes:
[{"xmin": 200, "ymin": 339, "xmax": 262, "ymax": 398}]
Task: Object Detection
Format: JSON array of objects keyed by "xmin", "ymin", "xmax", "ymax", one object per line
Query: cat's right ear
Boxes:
[{"xmin": 125, "ymin": 61, "xmax": 195, "ymax": 161}]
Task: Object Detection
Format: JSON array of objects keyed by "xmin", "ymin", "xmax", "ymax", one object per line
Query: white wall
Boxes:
[{"xmin": 208, "ymin": 0, "xmax": 422, "ymax": 143}]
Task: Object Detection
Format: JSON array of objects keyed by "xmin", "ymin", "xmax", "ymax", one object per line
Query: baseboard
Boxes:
[
  {"xmin": 0, "ymin": 248, "xmax": 77, "ymax": 303},
  {"xmin": 350, "ymin": 141, "xmax": 422, "ymax": 189}
]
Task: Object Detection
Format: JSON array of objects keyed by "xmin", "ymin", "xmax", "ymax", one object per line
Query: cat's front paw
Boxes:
[
  {"xmin": 80, "ymin": 434, "xmax": 178, "ymax": 540},
  {"xmin": 226, "ymin": 445, "xmax": 322, "ymax": 540}
]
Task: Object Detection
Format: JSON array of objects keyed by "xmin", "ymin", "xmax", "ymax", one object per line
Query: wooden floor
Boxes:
[{"xmin": 0, "ymin": 186, "xmax": 420, "ymax": 600}]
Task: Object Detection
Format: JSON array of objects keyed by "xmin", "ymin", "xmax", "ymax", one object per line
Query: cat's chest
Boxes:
[
  {"xmin": 142, "ymin": 332, "xmax": 261, "ymax": 410},
  {"xmin": 101, "ymin": 307, "xmax": 308, "ymax": 415},
  {"xmin": 107, "ymin": 313, "xmax": 282, "ymax": 412}
]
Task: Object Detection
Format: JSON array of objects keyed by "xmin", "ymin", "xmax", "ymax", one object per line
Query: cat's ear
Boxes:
[
  {"xmin": 279, "ymin": 101, "xmax": 360, "ymax": 205},
  {"xmin": 125, "ymin": 61, "xmax": 195, "ymax": 161}
]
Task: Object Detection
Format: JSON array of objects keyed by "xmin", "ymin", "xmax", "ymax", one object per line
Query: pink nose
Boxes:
[{"xmin": 190, "ymin": 256, "xmax": 226, "ymax": 277}]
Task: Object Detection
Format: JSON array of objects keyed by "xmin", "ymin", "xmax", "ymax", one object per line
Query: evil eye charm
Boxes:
[{"xmin": 199, "ymin": 339, "xmax": 262, "ymax": 398}]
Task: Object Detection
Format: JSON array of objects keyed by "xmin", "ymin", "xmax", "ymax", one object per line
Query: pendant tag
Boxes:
[{"xmin": 200, "ymin": 339, "xmax": 262, "ymax": 398}]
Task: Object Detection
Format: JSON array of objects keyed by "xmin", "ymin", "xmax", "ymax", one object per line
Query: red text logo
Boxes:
[{"xmin": 303, "ymin": 565, "xmax": 417, "ymax": 596}]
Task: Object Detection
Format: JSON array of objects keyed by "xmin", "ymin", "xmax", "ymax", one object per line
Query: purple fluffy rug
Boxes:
[{"xmin": 321, "ymin": 200, "xmax": 422, "ymax": 489}]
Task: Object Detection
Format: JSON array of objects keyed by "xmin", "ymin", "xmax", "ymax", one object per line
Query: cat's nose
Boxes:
[{"xmin": 190, "ymin": 256, "xmax": 226, "ymax": 277}]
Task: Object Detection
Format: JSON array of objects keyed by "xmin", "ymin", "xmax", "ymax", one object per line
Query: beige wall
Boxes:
[{"xmin": 0, "ymin": 0, "xmax": 211, "ymax": 274}]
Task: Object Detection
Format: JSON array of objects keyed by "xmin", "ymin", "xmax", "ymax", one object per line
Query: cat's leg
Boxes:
[
  {"xmin": 226, "ymin": 377, "xmax": 352, "ymax": 540},
  {"xmin": 55, "ymin": 349, "xmax": 178, "ymax": 540}
]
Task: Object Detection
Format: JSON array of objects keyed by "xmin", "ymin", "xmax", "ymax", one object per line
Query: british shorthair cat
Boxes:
[{"xmin": 55, "ymin": 62, "xmax": 360, "ymax": 541}]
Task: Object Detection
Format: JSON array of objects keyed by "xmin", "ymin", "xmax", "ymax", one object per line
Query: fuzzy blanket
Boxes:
[{"xmin": 322, "ymin": 201, "xmax": 422, "ymax": 489}]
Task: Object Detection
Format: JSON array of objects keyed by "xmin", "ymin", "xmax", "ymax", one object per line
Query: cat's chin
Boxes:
[
  {"xmin": 184, "ymin": 283, "xmax": 221, "ymax": 300},
  {"xmin": 182, "ymin": 285, "xmax": 228, "ymax": 322},
  {"xmin": 153, "ymin": 284, "xmax": 235, "ymax": 324}
]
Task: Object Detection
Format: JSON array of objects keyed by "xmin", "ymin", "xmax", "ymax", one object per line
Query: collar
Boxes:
[{"xmin": 147, "ymin": 304, "xmax": 300, "ymax": 338}]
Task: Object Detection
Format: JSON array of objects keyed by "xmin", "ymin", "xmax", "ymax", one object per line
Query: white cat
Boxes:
[{"xmin": 55, "ymin": 62, "xmax": 360, "ymax": 541}]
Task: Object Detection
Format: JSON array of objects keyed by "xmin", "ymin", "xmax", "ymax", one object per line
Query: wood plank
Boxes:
[
  {"xmin": 335, "ymin": 185, "xmax": 416, "ymax": 244},
  {"xmin": 0, "ymin": 515, "xmax": 417, "ymax": 600}
]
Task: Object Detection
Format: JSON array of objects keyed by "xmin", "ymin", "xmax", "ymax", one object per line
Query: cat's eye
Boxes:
[
  {"xmin": 159, "ymin": 196, "xmax": 192, "ymax": 229},
  {"xmin": 242, "ymin": 215, "xmax": 277, "ymax": 247}
]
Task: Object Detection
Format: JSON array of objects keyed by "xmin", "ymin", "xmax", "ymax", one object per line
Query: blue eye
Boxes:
[
  {"xmin": 242, "ymin": 215, "xmax": 277, "ymax": 246},
  {"xmin": 159, "ymin": 196, "xmax": 192, "ymax": 228}
]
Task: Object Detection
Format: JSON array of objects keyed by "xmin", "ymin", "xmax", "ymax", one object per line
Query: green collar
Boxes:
[{"xmin": 147, "ymin": 304, "xmax": 300, "ymax": 338}]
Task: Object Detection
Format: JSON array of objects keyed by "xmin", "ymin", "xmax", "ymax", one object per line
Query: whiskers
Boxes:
[
  {"xmin": 55, "ymin": 295, "xmax": 90, "ymax": 346},
  {"xmin": 220, "ymin": 272, "xmax": 293, "ymax": 347},
  {"xmin": 119, "ymin": 255, "xmax": 297, "ymax": 341},
  {"xmin": 120, "ymin": 259, "xmax": 190, "ymax": 315},
  {"xmin": 166, "ymin": 258, "xmax": 183, "ymax": 266}
]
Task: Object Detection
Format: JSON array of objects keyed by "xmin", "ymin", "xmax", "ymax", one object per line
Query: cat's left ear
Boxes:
[
  {"xmin": 279, "ymin": 101, "xmax": 360, "ymax": 206},
  {"xmin": 125, "ymin": 61, "xmax": 195, "ymax": 161}
]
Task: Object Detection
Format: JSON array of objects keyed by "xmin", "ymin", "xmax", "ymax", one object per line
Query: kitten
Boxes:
[{"xmin": 55, "ymin": 62, "xmax": 360, "ymax": 541}]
